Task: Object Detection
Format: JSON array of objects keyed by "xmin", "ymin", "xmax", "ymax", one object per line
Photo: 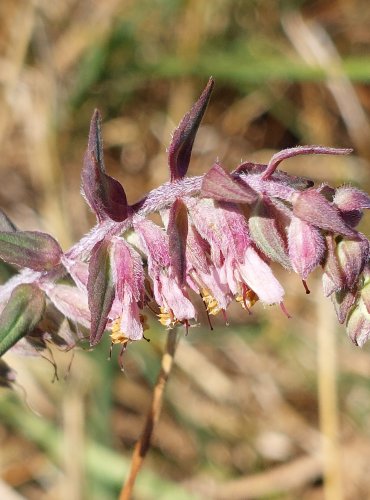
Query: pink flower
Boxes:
[{"xmin": 134, "ymin": 218, "xmax": 196, "ymax": 326}]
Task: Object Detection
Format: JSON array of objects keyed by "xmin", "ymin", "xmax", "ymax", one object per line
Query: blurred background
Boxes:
[{"xmin": 1, "ymin": 0, "xmax": 370, "ymax": 499}]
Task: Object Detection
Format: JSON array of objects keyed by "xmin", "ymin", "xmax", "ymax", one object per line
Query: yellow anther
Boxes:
[
  {"xmin": 201, "ymin": 289, "xmax": 222, "ymax": 316},
  {"xmin": 236, "ymin": 289, "xmax": 259, "ymax": 309},
  {"xmin": 158, "ymin": 307, "xmax": 178, "ymax": 328}
]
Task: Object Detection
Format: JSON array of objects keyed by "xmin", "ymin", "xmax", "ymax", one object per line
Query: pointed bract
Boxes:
[
  {"xmin": 168, "ymin": 77, "xmax": 214, "ymax": 181},
  {"xmin": 0, "ymin": 283, "xmax": 45, "ymax": 357},
  {"xmin": 168, "ymin": 199, "xmax": 188, "ymax": 284},
  {"xmin": 293, "ymin": 189, "xmax": 356, "ymax": 237},
  {"xmin": 0, "ymin": 231, "xmax": 62, "ymax": 271},
  {"xmin": 81, "ymin": 110, "xmax": 128, "ymax": 222},
  {"xmin": 88, "ymin": 239, "xmax": 115, "ymax": 346},
  {"xmin": 201, "ymin": 163, "xmax": 257, "ymax": 204}
]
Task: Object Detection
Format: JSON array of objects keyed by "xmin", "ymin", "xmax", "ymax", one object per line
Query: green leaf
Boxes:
[
  {"xmin": 0, "ymin": 284, "xmax": 46, "ymax": 357},
  {"xmin": 0, "ymin": 231, "xmax": 62, "ymax": 271}
]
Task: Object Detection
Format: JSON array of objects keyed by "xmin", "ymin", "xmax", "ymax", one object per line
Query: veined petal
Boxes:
[
  {"xmin": 111, "ymin": 237, "xmax": 145, "ymax": 303},
  {"xmin": 220, "ymin": 202, "xmax": 251, "ymax": 262},
  {"xmin": 134, "ymin": 218, "xmax": 170, "ymax": 271},
  {"xmin": 186, "ymin": 224, "xmax": 210, "ymax": 274},
  {"xmin": 187, "ymin": 198, "xmax": 232, "ymax": 259}
]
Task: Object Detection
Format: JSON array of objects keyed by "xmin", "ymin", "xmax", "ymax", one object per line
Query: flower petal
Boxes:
[{"xmin": 238, "ymin": 246, "xmax": 285, "ymax": 304}]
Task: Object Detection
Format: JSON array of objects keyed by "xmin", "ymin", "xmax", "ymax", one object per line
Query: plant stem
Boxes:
[
  {"xmin": 119, "ymin": 328, "xmax": 178, "ymax": 500},
  {"xmin": 316, "ymin": 284, "xmax": 343, "ymax": 500}
]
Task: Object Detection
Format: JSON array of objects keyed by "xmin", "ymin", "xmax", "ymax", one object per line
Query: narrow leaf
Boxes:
[
  {"xmin": 88, "ymin": 239, "xmax": 115, "ymax": 346},
  {"xmin": 81, "ymin": 110, "xmax": 128, "ymax": 222},
  {"xmin": 168, "ymin": 77, "xmax": 214, "ymax": 181},
  {"xmin": 201, "ymin": 163, "xmax": 258, "ymax": 204},
  {"xmin": 168, "ymin": 199, "xmax": 188, "ymax": 284},
  {"xmin": 0, "ymin": 283, "xmax": 45, "ymax": 357},
  {"xmin": 0, "ymin": 231, "xmax": 62, "ymax": 271}
]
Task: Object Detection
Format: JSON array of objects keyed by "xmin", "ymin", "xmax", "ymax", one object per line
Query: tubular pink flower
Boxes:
[
  {"xmin": 110, "ymin": 237, "xmax": 146, "ymax": 340},
  {"xmin": 134, "ymin": 218, "xmax": 196, "ymax": 323}
]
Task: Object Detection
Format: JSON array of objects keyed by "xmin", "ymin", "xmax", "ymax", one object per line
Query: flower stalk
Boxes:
[{"xmin": 119, "ymin": 328, "xmax": 178, "ymax": 500}]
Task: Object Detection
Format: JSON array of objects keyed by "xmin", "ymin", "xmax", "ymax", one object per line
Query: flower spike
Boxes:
[
  {"xmin": 168, "ymin": 77, "xmax": 214, "ymax": 182},
  {"xmin": 2, "ymin": 78, "xmax": 370, "ymax": 367}
]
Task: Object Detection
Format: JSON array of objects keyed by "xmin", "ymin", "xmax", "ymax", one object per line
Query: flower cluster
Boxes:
[{"xmin": 0, "ymin": 77, "xmax": 369, "ymax": 378}]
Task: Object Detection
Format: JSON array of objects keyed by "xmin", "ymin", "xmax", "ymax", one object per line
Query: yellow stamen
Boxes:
[
  {"xmin": 110, "ymin": 314, "xmax": 149, "ymax": 344},
  {"xmin": 201, "ymin": 289, "xmax": 222, "ymax": 316},
  {"xmin": 235, "ymin": 289, "xmax": 259, "ymax": 309},
  {"xmin": 158, "ymin": 307, "xmax": 179, "ymax": 327}
]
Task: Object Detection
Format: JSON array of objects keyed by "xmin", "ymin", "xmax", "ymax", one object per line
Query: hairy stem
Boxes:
[{"xmin": 119, "ymin": 328, "xmax": 178, "ymax": 500}]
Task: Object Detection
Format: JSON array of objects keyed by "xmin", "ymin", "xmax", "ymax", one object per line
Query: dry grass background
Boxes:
[{"xmin": 1, "ymin": 0, "xmax": 370, "ymax": 499}]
